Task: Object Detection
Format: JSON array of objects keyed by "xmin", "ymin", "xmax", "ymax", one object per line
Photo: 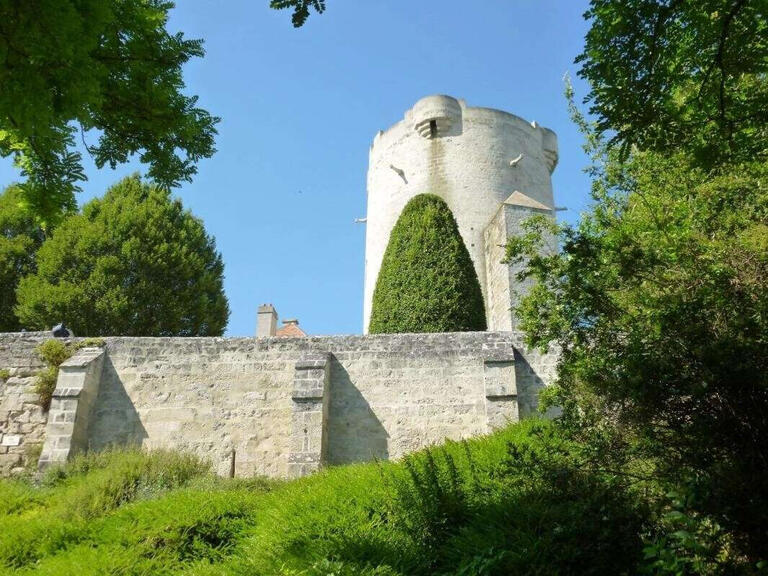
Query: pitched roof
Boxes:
[
  {"xmin": 503, "ymin": 191, "xmax": 552, "ymax": 211},
  {"xmin": 275, "ymin": 320, "xmax": 307, "ymax": 338}
]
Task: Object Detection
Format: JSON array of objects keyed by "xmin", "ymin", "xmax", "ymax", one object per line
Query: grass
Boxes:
[{"xmin": 0, "ymin": 421, "xmax": 648, "ymax": 575}]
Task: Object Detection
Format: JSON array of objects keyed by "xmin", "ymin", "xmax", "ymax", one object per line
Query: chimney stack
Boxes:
[{"xmin": 256, "ymin": 304, "xmax": 278, "ymax": 337}]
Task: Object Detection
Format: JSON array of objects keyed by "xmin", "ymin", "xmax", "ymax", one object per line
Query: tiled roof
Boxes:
[{"xmin": 275, "ymin": 321, "xmax": 307, "ymax": 338}]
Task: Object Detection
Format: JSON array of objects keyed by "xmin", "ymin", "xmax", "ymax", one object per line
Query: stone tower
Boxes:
[{"xmin": 363, "ymin": 95, "xmax": 558, "ymax": 333}]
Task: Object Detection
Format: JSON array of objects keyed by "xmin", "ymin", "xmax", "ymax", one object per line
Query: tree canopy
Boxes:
[
  {"xmin": 369, "ymin": 194, "xmax": 486, "ymax": 334},
  {"xmin": 0, "ymin": 186, "xmax": 43, "ymax": 331},
  {"xmin": 0, "ymin": 0, "xmax": 218, "ymax": 226},
  {"xmin": 270, "ymin": 0, "xmax": 326, "ymax": 27},
  {"xmin": 508, "ymin": 1, "xmax": 768, "ymax": 564},
  {"xmin": 577, "ymin": 0, "xmax": 768, "ymax": 167},
  {"xmin": 15, "ymin": 175, "xmax": 229, "ymax": 336}
]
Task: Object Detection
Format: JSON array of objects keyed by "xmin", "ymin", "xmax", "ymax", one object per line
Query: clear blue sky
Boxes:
[{"xmin": 0, "ymin": 0, "xmax": 595, "ymax": 337}]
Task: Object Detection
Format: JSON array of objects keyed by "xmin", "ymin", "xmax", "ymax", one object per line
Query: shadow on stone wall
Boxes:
[
  {"xmin": 514, "ymin": 348, "xmax": 548, "ymax": 418},
  {"xmin": 87, "ymin": 355, "xmax": 147, "ymax": 451},
  {"xmin": 326, "ymin": 357, "xmax": 389, "ymax": 465}
]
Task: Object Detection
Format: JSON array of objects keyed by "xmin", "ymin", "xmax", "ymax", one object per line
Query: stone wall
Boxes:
[
  {"xmin": 0, "ymin": 333, "xmax": 48, "ymax": 474},
  {"xmin": 0, "ymin": 331, "xmax": 557, "ymax": 478}
]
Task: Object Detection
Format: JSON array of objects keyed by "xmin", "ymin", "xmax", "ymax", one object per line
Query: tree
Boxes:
[
  {"xmin": 0, "ymin": 186, "xmax": 43, "ymax": 331},
  {"xmin": 369, "ymin": 194, "xmax": 486, "ymax": 334},
  {"xmin": 511, "ymin": 3, "xmax": 768, "ymax": 561},
  {"xmin": 510, "ymin": 148, "xmax": 768, "ymax": 560},
  {"xmin": 577, "ymin": 0, "xmax": 768, "ymax": 168},
  {"xmin": 568, "ymin": 2, "xmax": 768, "ymax": 558},
  {"xmin": 270, "ymin": 0, "xmax": 326, "ymax": 27},
  {"xmin": 508, "ymin": 51, "xmax": 767, "ymax": 565},
  {"xmin": 15, "ymin": 175, "xmax": 229, "ymax": 336},
  {"xmin": 0, "ymin": 0, "xmax": 219, "ymax": 226}
]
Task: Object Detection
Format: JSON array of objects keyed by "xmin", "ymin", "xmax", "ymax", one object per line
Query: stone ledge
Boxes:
[
  {"xmin": 294, "ymin": 356, "xmax": 329, "ymax": 370},
  {"xmin": 59, "ymin": 348, "xmax": 105, "ymax": 369},
  {"xmin": 54, "ymin": 387, "xmax": 83, "ymax": 398},
  {"xmin": 292, "ymin": 387, "xmax": 325, "ymax": 401}
]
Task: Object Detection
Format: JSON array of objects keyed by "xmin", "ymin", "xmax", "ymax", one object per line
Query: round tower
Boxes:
[{"xmin": 363, "ymin": 95, "xmax": 558, "ymax": 333}]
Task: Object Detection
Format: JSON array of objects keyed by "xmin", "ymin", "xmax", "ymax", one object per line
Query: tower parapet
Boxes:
[{"xmin": 363, "ymin": 95, "xmax": 558, "ymax": 332}]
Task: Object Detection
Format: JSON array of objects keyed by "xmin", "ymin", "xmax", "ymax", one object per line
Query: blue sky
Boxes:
[{"xmin": 0, "ymin": 0, "xmax": 595, "ymax": 337}]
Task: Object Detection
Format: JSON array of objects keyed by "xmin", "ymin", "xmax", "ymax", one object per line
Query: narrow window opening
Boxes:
[{"xmin": 429, "ymin": 119, "xmax": 437, "ymax": 138}]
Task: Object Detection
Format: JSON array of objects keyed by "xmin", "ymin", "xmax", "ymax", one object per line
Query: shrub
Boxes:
[
  {"xmin": 369, "ymin": 194, "xmax": 486, "ymax": 333},
  {"xmin": 48, "ymin": 449, "xmax": 212, "ymax": 519},
  {"xmin": 0, "ymin": 449, "xmax": 213, "ymax": 570},
  {"xmin": 0, "ymin": 423, "xmax": 652, "ymax": 575},
  {"xmin": 33, "ymin": 366, "xmax": 59, "ymax": 411},
  {"xmin": 383, "ymin": 422, "xmax": 647, "ymax": 575},
  {"xmin": 16, "ymin": 175, "xmax": 229, "ymax": 336},
  {"xmin": 36, "ymin": 339, "xmax": 73, "ymax": 367}
]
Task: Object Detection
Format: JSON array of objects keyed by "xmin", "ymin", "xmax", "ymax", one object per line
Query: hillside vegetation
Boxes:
[{"xmin": 0, "ymin": 421, "xmax": 650, "ymax": 575}]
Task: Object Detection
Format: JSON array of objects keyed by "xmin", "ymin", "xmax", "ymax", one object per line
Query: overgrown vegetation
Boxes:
[
  {"xmin": 369, "ymin": 194, "xmax": 486, "ymax": 334},
  {"xmin": 33, "ymin": 339, "xmax": 105, "ymax": 410},
  {"xmin": 0, "ymin": 421, "xmax": 657, "ymax": 575}
]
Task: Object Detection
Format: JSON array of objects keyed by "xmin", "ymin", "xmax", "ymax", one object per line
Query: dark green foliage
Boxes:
[
  {"xmin": 577, "ymin": 0, "xmax": 768, "ymax": 168},
  {"xmin": 510, "ymin": 134, "xmax": 768, "ymax": 570},
  {"xmin": 641, "ymin": 485, "xmax": 742, "ymax": 575},
  {"xmin": 501, "ymin": 2, "xmax": 768, "ymax": 567},
  {"xmin": 369, "ymin": 194, "xmax": 486, "ymax": 334},
  {"xmin": 386, "ymin": 425, "xmax": 646, "ymax": 576},
  {"xmin": 508, "ymin": 78, "xmax": 768, "ymax": 569},
  {"xmin": 0, "ymin": 186, "xmax": 44, "ymax": 331},
  {"xmin": 15, "ymin": 175, "xmax": 229, "ymax": 336},
  {"xmin": 0, "ymin": 0, "xmax": 219, "ymax": 226},
  {"xmin": 270, "ymin": 0, "xmax": 326, "ymax": 27}
]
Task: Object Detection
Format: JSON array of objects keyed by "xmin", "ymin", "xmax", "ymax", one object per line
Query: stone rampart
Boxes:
[{"xmin": 0, "ymin": 331, "xmax": 556, "ymax": 477}]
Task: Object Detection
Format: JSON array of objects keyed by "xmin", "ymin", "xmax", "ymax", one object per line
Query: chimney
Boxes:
[{"xmin": 256, "ymin": 304, "xmax": 278, "ymax": 337}]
